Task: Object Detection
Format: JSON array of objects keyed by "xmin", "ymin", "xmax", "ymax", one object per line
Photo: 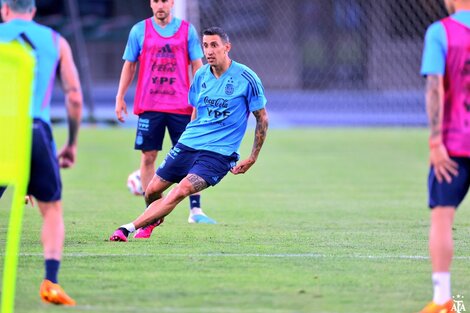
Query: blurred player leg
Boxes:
[
  {"xmin": 188, "ymin": 193, "xmax": 217, "ymax": 224},
  {"xmin": 37, "ymin": 200, "xmax": 75, "ymax": 305}
]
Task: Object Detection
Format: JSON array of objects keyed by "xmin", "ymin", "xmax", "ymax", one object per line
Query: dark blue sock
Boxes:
[
  {"xmin": 45, "ymin": 259, "xmax": 60, "ymax": 284},
  {"xmin": 189, "ymin": 195, "xmax": 201, "ymax": 209},
  {"xmin": 118, "ymin": 227, "xmax": 130, "ymax": 237}
]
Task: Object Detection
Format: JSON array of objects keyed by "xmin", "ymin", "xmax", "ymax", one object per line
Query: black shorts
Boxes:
[
  {"xmin": 156, "ymin": 143, "xmax": 239, "ymax": 186},
  {"xmin": 134, "ymin": 111, "xmax": 191, "ymax": 151},
  {"xmin": 0, "ymin": 120, "xmax": 61, "ymax": 202},
  {"xmin": 28, "ymin": 119, "xmax": 62, "ymax": 202},
  {"xmin": 428, "ymin": 157, "xmax": 470, "ymax": 209}
]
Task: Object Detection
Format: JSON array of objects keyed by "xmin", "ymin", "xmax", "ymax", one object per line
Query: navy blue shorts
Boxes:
[
  {"xmin": 134, "ymin": 111, "xmax": 191, "ymax": 151},
  {"xmin": 156, "ymin": 143, "xmax": 239, "ymax": 186},
  {"xmin": 428, "ymin": 157, "xmax": 470, "ymax": 209},
  {"xmin": 28, "ymin": 119, "xmax": 62, "ymax": 202},
  {"xmin": 0, "ymin": 120, "xmax": 61, "ymax": 202}
]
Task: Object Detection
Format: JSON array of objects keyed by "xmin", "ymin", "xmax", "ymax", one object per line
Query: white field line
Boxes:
[
  {"xmin": 72, "ymin": 304, "xmax": 311, "ymax": 313},
  {"xmin": 5, "ymin": 252, "xmax": 470, "ymax": 260}
]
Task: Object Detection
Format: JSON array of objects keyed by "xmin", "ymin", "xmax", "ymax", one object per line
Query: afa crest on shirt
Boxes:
[{"xmin": 225, "ymin": 83, "xmax": 234, "ymax": 95}]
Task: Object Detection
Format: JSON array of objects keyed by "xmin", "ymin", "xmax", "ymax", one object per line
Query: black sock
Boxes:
[
  {"xmin": 118, "ymin": 227, "xmax": 130, "ymax": 237},
  {"xmin": 45, "ymin": 259, "xmax": 60, "ymax": 283},
  {"xmin": 189, "ymin": 195, "xmax": 201, "ymax": 209}
]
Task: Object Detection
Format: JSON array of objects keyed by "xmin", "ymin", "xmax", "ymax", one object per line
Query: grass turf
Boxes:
[{"xmin": 1, "ymin": 127, "xmax": 469, "ymax": 313}]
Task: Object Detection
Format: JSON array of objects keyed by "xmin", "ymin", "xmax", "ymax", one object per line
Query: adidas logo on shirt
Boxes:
[
  {"xmin": 157, "ymin": 44, "xmax": 175, "ymax": 58},
  {"xmin": 158, "ymin": 44, "xmax": 172, "ymax": 53}
]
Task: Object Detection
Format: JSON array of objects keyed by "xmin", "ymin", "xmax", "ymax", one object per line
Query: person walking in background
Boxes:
[
  {"xmin": 115, "ymin": 0, "xmax": 217, "ymax": 238},
  {"xmin": 0, "ymin": 0, "xmax": 82, "ymax": 305},
  {"xmin": 418, "ymin": 0, "xmax": 470, "ymax": 312},
  {"xmin": 109, "ymin": 26, "xmax": 269, "ymax": 242}
]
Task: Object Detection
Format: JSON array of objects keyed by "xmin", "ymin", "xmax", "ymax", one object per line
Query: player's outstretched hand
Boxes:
[
  {"xmin": 430, "ymin": 143, "xmax": 458, "ymax": 184},
  {"xmin": 58, "ymin": 144, "xmax": 77, "ymax": 169},
  {"xmin": 230, "ymin": 158, "xmax": 256, "ymax": 175},
  {"xmin": 115, "ymin": 98, "xmax": 128, "ymax": 123}
]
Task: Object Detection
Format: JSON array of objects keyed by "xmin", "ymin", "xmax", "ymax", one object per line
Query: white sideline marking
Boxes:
[
  {"xmin": 74, "ymin": 305, "xmax": 298, "ymax": 313},
  {"xmin": 7, "ymin": 252, "xmax": 470, "ymax": 260}
]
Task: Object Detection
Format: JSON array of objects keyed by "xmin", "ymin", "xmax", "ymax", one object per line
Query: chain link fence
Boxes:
[
  {"xmin": 187, "ymin": 0, "xmax": 447, "ymax": 126},
  {"xmin": 35, "ymin": 0, "xmax": 448, "ymax": 126}
]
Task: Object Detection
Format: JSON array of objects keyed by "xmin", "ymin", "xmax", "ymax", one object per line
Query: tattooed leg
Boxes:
[
  {"xmin": 187, "ymin": 174, "xmax": 208, "ymax": 193},
  {"xmin": 132, "ymin": 174, "xmax": 208, "ymax": 229}
]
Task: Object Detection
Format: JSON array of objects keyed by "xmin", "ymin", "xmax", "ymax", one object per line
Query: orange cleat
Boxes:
[
  {"xmin": 418, "ymin": 299, "xmax": 453, "ymax": 313},
  {"xmin": 39, "ymin": 279, "xmax": 76, "ymax": 306}
]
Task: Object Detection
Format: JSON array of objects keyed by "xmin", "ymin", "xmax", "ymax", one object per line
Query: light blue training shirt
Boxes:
[
  {"xmin": 0, "ymin": 19, "xmax": 60, "ymax": 124},
  {"xmin": 179, "ymin": 61, "xmax": 267, "ymax": 156},
  {"xmin": 123, "ymin": 17, "xmax": 203, "ymax": 62}
]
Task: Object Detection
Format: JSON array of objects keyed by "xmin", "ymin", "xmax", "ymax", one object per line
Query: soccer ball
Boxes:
[{"xmin": 127, "ymin": 169, "xmax": 143, "ymax": 196}]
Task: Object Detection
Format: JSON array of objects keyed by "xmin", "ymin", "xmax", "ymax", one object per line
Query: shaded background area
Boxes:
[{"xmin": 31, "ymin": 0, "xmax": 447, "ymax": 126}]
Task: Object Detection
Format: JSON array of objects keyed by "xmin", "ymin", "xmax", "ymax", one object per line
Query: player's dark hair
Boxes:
[
  {"xmin": 1, "ymin": 0, "xmax": 35, "ymax": 13},
  {"xmin": 202, "ymin": 27, "xmax": 230, "ymax": 43}
]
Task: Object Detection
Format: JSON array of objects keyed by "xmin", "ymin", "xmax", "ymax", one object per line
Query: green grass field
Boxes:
[{"xmin": 1, "ymin": 127, "xmax": 469, "ymax": 313}]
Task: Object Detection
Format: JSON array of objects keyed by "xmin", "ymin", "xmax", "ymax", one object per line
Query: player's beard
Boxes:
[
  {"xmin": 206, "ymin": 58, "xmax": 216, "ymax": 65},
  {"xmin": 155, "ymin": 11, "xmax": 169, "ymax": 22}
]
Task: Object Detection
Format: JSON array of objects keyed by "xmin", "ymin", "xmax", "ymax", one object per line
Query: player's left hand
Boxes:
[
  {"xmin": 430, "ymin": 142, "xmax": 458, "ymax": 183},
  {"xmin": 58, "ymin": 144, "xmax": 77, "ymax": 169},
  {"xmin": 25, "ymin": 195, "xmax": 34, "ymax": 207},
  {"xmin": 230, "ymin": 158, "xmax": 256, "ymax": 175}
]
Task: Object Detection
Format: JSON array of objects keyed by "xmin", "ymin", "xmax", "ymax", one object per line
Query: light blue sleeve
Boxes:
[
  {"xmin": 122, "ymin": 21, "xmax": 145, "ymax": 62},
  {"xmin": 243, "ymin": 69, "xmax": 267, "ymax": 112},
  {"xmin": 420, "ymin": 21, "xmax": 447, "ymax": 76},
  {"xmin": 188, "ymin": 24, "xmax": 203, "ymax": 61},
  {"xmin": 188, "ymin": 70, "xmax": 200, "ymax": 107}
]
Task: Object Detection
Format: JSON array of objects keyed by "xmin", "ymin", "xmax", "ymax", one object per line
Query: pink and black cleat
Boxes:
[
  {"xmin": 109, "ymin": 228, "xmax": 128, "ymax": 242},
  {"xmin": 134, "ymin": 218, "xmax": 164, "ymax": 239}
]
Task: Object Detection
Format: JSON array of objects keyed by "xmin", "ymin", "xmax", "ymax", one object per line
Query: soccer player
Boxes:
[
  {"xmin": 0, "ymin": 0, "xmax": 82, "ymax": 306},
  {"xmin": 109, "ymin": 26, "xmax": 269, "ymax": 242},
  {"xmin": 419, "ymin": 0, "xmax": 470, "ymax": 312},
  {"xmin": 115, "ymin": 0, "xmax": 216, "ymax": 237}
]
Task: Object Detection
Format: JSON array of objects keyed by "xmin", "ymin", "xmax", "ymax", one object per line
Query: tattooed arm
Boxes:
[
  {"xmin": 57, "ymin": 36, "xmax": 83, "ymax": 168},
  {"xmin": 426, "ymin": 74, "xmax": 457, "ymax": 183},
  {"xmin": 426, "ymin": 75, "xmax": 444, "ymax": 142},
  {"xmin": 231, "ymin": 108, "xmax": 269, "ymax": 175}
]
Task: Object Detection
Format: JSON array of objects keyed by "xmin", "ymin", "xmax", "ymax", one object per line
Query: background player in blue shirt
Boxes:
[
  {"xmin": 110, "ymin": 26, "xmax": 269, "ymax": 241},
  {"xmin": 0, "ymin": 0, "xmax": 82, "ymax": 305}
]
